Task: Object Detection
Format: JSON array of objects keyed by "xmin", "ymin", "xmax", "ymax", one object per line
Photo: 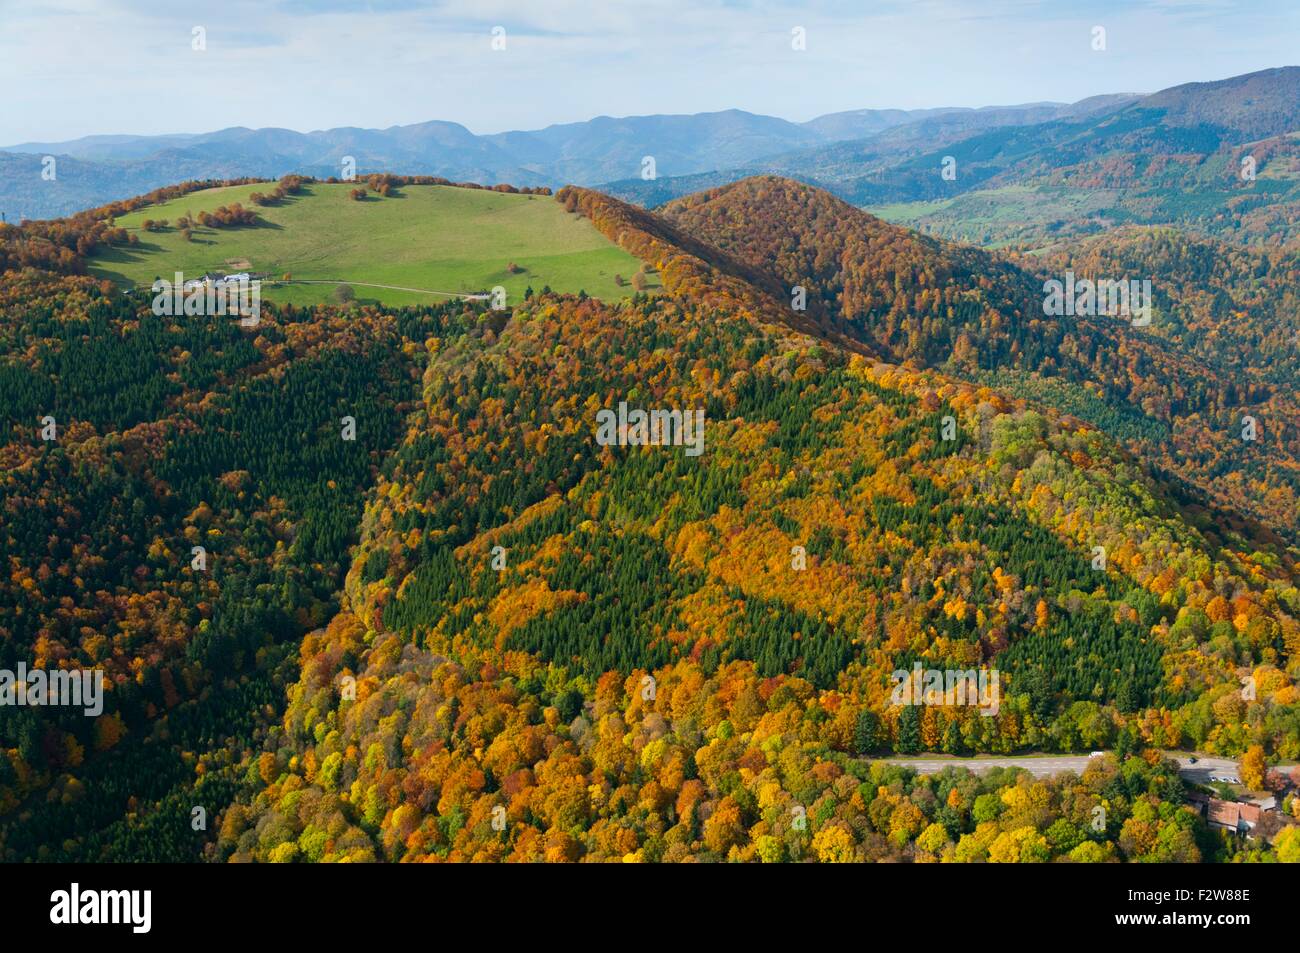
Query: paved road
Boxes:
[{"xmin": 874, "ymin": 753, "xmax": 1244, "ymax": 782}]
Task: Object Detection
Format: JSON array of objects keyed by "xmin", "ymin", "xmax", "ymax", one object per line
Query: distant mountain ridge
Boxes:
[
  {"xmin": 8, "ymin": 66, "xmax": 1299, "ymax": 248},
  {"xmin": 607, "ymin": 67, "xmax": 1300, "ymax": 249},
  {"xmin": 1, "ymin": 97, "xmax": 1131, "ymax": 221},
  {"xmin": 1139, "ymin": 66, "xmax": 1300, "ymax": 138}
]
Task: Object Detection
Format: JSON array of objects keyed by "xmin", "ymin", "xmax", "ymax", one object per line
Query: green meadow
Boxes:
[{"xmin": 87, "ymin": 182, "xmax": 656, "ymax": 306}]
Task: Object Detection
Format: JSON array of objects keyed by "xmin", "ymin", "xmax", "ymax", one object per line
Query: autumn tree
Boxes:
[{"xmin": 1240, "ymin": 744, "xmax": 1267, "ymax": 791}]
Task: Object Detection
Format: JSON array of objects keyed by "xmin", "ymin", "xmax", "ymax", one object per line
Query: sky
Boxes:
[{"xmin": 2, "ymin": 0, "xmax": 1298, "ymax": 144}]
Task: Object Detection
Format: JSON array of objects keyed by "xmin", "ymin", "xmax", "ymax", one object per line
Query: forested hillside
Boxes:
[
  {"xmin": 659, "ymin": 176, "xmax": 1300, "ymax": 546},
  {"xmin": 862, "ymin": 69, "xmax": 1300, "ymax": 248},
  {"xmin": 0, "ymin": 264, "xmax": 461, "ymax": 859},
  {"xmin": 221, "ymin": 186, "xmax": 1297, "ymax": 862},
  {"xmin": 0, "ymin": 177, "xmax": 1296, "ymax": 863}
]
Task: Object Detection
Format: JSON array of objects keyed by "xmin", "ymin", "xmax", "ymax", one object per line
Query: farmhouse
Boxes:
[
  {"xmin": 1206, "ymin": 799, "xmax": 1261, "ymax": 835},
  {"xmin": 1186, "ymin": 791, "xmax": 1298, "ymax": 844}
]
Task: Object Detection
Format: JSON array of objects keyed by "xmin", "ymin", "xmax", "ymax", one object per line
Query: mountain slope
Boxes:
[
  {"xmin": 658, "ymin": 176, "xmax": 1300, "ymax": 542},
  {"xmin": 0, "ymin": 268, "xmax": 443, "ymax": 860},
  {"xmin": 215, "ymin": 185, "xmax": 1299, "ymax": 862},
  {"xmin": 867, "ymin": 67, "xmax": 1300, "ymax": 247},
  {"xmin": 1140, "ymin": 67, "xmax": 1300, "ymax": 139},
  {"xmin": 1, "ymin": 178, "xmax": 1296, "ymax": 865}
]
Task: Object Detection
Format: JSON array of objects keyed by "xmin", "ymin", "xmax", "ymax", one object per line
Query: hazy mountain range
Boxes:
[
  {"xmin": 603, "ymin": 68, "xmax": 1300, "ymax": 231},
  {"xmin": 6, "ymin": 66, "xmax": 1300, "ymax": 251},
  {"xmin": 0, "ymin": 93, "xmax": 1139, "ymax": 222}
]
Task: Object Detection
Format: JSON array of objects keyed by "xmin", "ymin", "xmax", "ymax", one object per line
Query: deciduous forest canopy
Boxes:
[{"xmin": 1, "ymin": 161, "xmax": 1297, "ymax": 865}]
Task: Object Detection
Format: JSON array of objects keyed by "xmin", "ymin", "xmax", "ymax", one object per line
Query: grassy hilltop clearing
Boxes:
[{"xmin": 85, "ymin": 181, "xmax": 656, "ymax": 306}]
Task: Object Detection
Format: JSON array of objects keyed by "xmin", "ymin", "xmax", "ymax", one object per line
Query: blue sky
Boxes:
[{"xmin": 2, "ymin": 0, "xmax": 1298, "ymax": 143}]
